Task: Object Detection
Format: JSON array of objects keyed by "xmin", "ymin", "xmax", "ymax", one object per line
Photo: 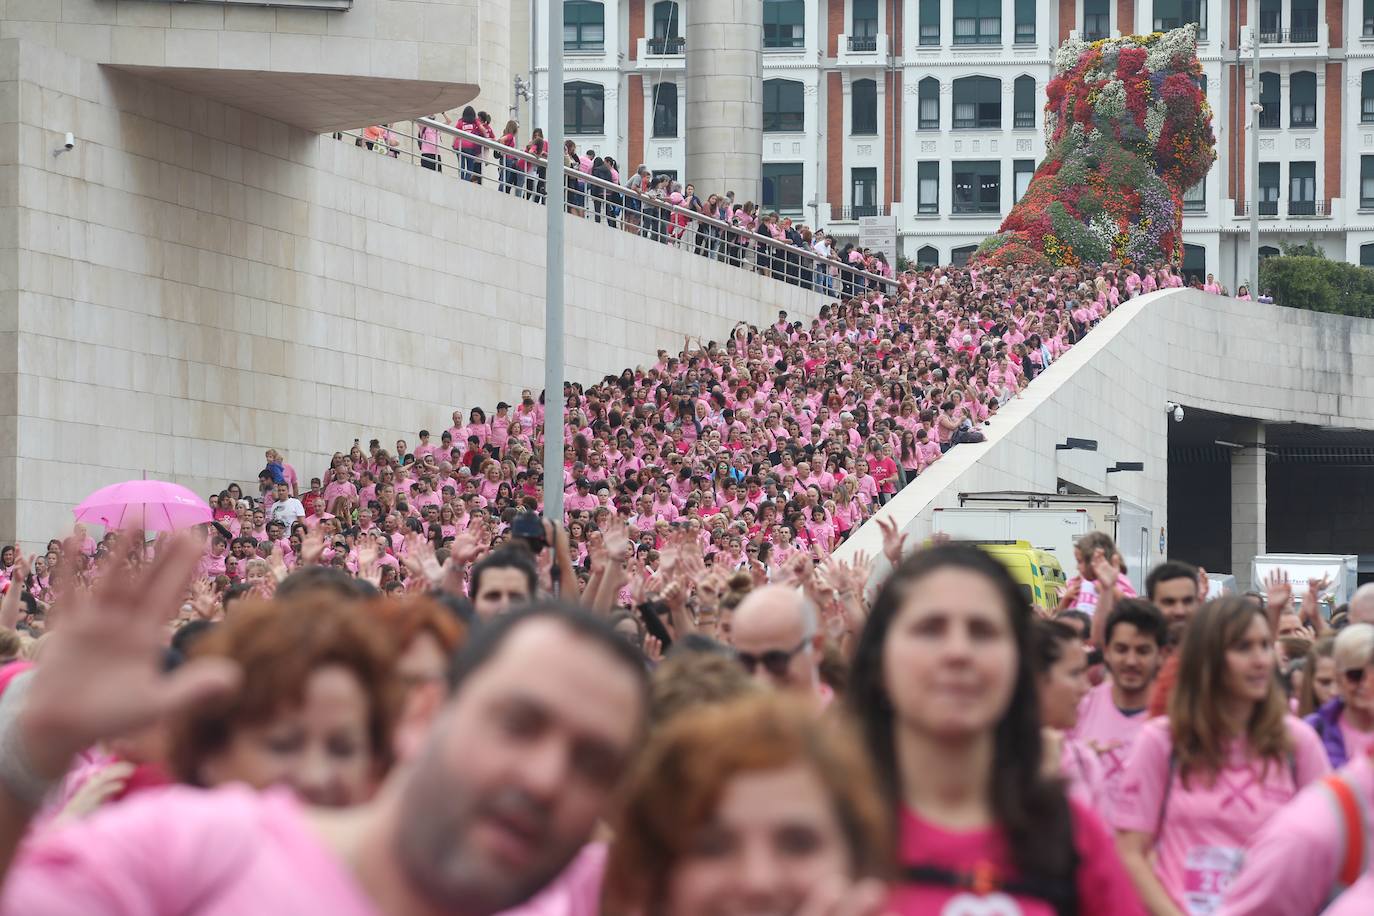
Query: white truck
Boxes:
[
  {"xmin": 931, "ymin": 507, "xmax": 1094, "ymax": 574},
  {"xmin": 1251, "ymin": 553, "xmax": 1359, "ymax": 619},
  {"xmin": 951, "ymin": 492, "xmax": 1157, "ymax": 595}
]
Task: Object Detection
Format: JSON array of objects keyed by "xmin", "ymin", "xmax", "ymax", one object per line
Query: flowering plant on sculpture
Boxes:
[{"xmin": 975, "ymin": 25, "xmax": 1215, "ymax": 270}]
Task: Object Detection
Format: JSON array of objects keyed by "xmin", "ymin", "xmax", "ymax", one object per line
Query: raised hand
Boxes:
[
  {"xmin": 189, "ymin": 577, "xmax": 219, "ymax": 621},
  {"xmin": 642, "ymin": 633, "xmax": 663, "ymax": 664},
  {"xmin": 53, "ymin": 760, "xmax": 136, "ymax": 824},
  {"xmin": 449, "ymin": 526, "xmax": 487, "ymax": 567},
  {"xmin": 300, "ymin": 528, "xmax": 326, "ymax": 567},
  {"xmin": 19, "ymin": 536, "xmax": 241, "ymax": 780},
  {"xmin": 1263, "ymin": 570, "xmax": 1293, "ymax": 614},
  {"xmin": 876, "ymin": 516, "xmax": 907, "ymax": 567},
  {"xmin": 601, "ymin": 514, "xmax": 632, "ymax": 563},
  {"xmin": 1090, "ymin": 548, "xmax": 1116, "ymax": 591},
  {"xmin": 357, "ymin": 540, "xmax": 381, "ymax": 587}
]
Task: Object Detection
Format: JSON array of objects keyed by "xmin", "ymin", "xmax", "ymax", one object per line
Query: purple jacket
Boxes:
[{"xmin": 1305, "ymin": 697, "xmax": 1348, "ymax": 768}]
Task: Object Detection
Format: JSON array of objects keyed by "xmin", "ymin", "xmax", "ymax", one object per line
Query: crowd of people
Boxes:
[
  {"xmin": 1, "ymin": 503, "xmax": 1373, "ymax": 913},
  {"xmin": 363, "ymin": 111, "xmax": 898, "ymax": 293},
  {"xmin": 0, "ymin": 246, "xmax": 1358, "ymax": 913}
]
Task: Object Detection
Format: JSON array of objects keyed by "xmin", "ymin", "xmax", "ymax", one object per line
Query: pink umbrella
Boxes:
[{"xmin": 73, "ymin": 480, "xmax": 212, "ymax": 532}]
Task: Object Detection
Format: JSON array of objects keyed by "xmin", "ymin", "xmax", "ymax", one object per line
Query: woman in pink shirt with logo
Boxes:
[
  {"xmin": 1113, "ymin": 597, "xmax": 1329, "ymax": 916},
  {"xmin": 850, "ymin": 544, "xmax": 1142, "ymax": 915}
]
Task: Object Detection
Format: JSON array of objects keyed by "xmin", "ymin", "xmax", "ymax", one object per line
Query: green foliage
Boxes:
[
  {"xmin": 1278, "ymin": 241, "xmax": 1325, "ymax": 259},
  {"xmin": 1258, "ymin": 257, "xmax": 1374, "ymax": 318}
]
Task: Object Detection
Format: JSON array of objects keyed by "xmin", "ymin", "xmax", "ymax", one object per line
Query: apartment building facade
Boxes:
[{"xmin": 528, "ymin": 0, "xmax": 1374, "ymax": 287}]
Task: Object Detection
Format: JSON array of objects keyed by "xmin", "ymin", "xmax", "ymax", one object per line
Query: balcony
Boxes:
[
  {"xmin": 636, "ymin": 36, "xmax": 686, "ymax": 67},
  {"xmin": 1287, "ymin": 198, "xmax": 1329, "ymax": 217},
  {"xmin": 837, "ymin": 204, "xmax": 890, "ymax": 220},
  {"xmin": 1245, "ymin": 22, "xmax": 1327, "ymax": 58},
  {"xmin": 837, "ymin": 32, "xmax": 889, "ymax": 65},
  {"xmin": 1232, "ymin": 199, "xmax": 1331, "ymax": 218},
  {"xmin": 646, "ymin": 36, "xmax": 685, "ymax": 55}
]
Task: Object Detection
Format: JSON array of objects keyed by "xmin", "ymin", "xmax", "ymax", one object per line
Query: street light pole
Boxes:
[
  {"xmin": 543, "ymin": 0, "xmax": 566, "ymax": 526},
  {"xmin": 1248, "ymin": 0, "xmax": 1260, "ymax": 294}
]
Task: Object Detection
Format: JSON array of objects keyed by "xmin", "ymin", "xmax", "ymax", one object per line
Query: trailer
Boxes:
[{"xmin": 931, "ymin": 507, "xmax": 1094, "ymax": 573}]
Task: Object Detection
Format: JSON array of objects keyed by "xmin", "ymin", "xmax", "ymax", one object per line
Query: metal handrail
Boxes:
[{"xmin": 384, "ymin": 117, "xmax": 900, "ymax": 292}]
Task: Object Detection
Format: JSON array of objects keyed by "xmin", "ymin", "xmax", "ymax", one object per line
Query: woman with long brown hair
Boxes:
[{"xmin": 1113, "ymin": 597, "xmax": 1329, "ymax": 916}]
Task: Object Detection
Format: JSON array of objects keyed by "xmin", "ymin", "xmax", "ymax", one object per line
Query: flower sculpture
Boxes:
[{"xmin": 975, "ymin": 25, "xmax": 1216, "ymax": 270}]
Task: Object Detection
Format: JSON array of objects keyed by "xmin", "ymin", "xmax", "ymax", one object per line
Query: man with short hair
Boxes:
[
  {"xmin": 1144, "ymin": 560, "xmax": 1203, "ymax": 625},
  {"xmin": 469, "ymin": 547, "xmax": 538, "ymax": 622},
  {"xmin": 0, "ymin": 560, "xmax": 647, "ymax": 915},
  {"xmin": 730, "ymin": 585, "xmax": 828, "ymax": 705},
  {"xmin": 1070, "ymin": 599, "xmax": 1168, "ymax": 804},
  {"xmin": 268, "ymin": 483, "xmax": 305, "ymax": 529}
]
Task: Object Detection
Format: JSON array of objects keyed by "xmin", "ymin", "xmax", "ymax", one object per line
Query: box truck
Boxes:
[
  {"xmin": 952, "ymin": 492, "xmax": 1156, "ymax": 595},
  {"xmin": 931, "ymin": 507, "xmax": 1094, "ymax": 577},
  {"xmin": 1251, "ymin": 553, "xmax": 1359, "ymax": 619}
]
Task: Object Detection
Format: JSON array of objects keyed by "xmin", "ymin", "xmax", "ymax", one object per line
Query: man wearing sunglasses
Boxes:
[{"xmin": 729, "ymin": 585, "xmax": 829, "ymax": 706}]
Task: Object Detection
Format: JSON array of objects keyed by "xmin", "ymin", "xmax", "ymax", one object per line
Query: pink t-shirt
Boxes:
[
  {"xmin": 1342, "ymin": 719, "xmax": 1374, "ymax": 762},
  {"xmin": 1219, "ymin": 751, "xmax": 1374, "ymax": 916},
  {"xmin": 1111, "ymin": 716, "xmax": 1330, "ymax": 916},
  {"xmin": 1066, "ymin": 572, "xmax": 1137, "ymax": 616},
  {"xmin": 2, "ymin": 785, "xmax": 378, "ymax": 915},
  {"xmin": 1061, "ymin": 735, "xmax": 1108, "ymax": 811},
  {"xmin": 494, "ymin": 842, "xmax": 606, "ymax": 916},
  {"xmin": 1320, "ymin": 872, "xmax": 1374, "ymax": 916},
  {"xmin": 1069, "ymin": 681, "xmax": 1150, "ymax": 806},
  {"xmin": 891, "ymin": 799, "xmax": 1143, "ymax": 915}
]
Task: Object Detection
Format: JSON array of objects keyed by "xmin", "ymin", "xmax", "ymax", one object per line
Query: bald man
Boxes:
[
  {"xmin": 730, "ymin": 585, "xmax": 828, "ymax": 703},
  {"xmin": 1350, "ymin": 584, "xmax": 1374, "ymax": 626}
]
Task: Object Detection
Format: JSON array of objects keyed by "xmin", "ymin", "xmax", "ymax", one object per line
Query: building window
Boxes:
[
  {"xmin": 564, "ymin": 81, "xmax": 605, "ymax": 134},
  {"xmin": 852, "ymin": 0, "xmax": 880, "ymax": 40},
  {"xmin": 564, "ymin": 1, "xmax": 605, "ymax": 51},
  {"xmin": 918, "ymin": 77, "xmax": 940, "ymax": 129},
  {"xmin": 920, "ymin": 0, "xmax": 941, "ymax": 44},
  {"xmin": 916, "ymin": 244, "xmax": 940, "ymax": 266},
  {"xmin": 1152, "ymin": 0, "xmax": 1206, "ymax": 40},
  {"xmin": 953, "ymin": 76, "xmax": 1001, "ymax": 129},
  {"xmin": 1181, "ymin": 243, "xmax": 1206, "ymax": 285},
  {"xmin": 1288, "ymin": 161, "xmax": 1315, "ymax": 215},
  {"xmin": 1259, "ymin": 72, "xmax": 1279, "ymax": 128},
  {"xmin": 1362, "ymin": 156, "xmax": 1374, "ymax": 209},
  {"xmin": 918, "ymin": 161, "xmax": 940, "ymax": 213},
  {"xmin": 953, "ymin": 0, "xmax": 1001, "ymax": 44},
  {"xmin": 950, "ymin": 244, "xmax": 978, "ymax": 266},
  {"xmin": 851, "ymin": 168, "xmax": 878, "ymax": 218},
  {"xmin": 1013, "ymin": 76, "xmax": 1035, "ymax": 129},
  {"xmin": 1183, "ymin": 177, "xmax": 1205, "ymax": 211},
  {"xmin": 1015, "ymin": 0, "xmax": 1035, "ymax": 42},
  {"xmin": 1363, "ymin": 243, "xmax": 1374, "ymax": 267},
  {"xmin": 1013, "ymin": 159, "xmax": 1035, "ymax": 201},
  {"xmin": 1258, "ymin": 162, "xmax": 1279, "ymax": 215},
  {"xmin": 652, "ymin": 82, "xmax": 678, "ymax": 138},
  {"xmin": 764, "ymin": 0, "xmax": 806, "ymax": 48},
  {"xmin": 649, "ymin": 1, "xmax": 684, "ymax": 53},
  {"xmin": 852, "ymin": 78, "xmax": 878, "ymax": 135},
  {"xmin": 763, "ymin": 79, "xmax": 805, "ymax": 132},
  {"xmin": 1366, "ymin": 0, "xmax": 1374, "ymax": 36},
  {"xmin": 1259, "ymin": 245, "xmax": 1280, "ymax": 260},
  {"xmin": 1083, "ymin": 0, "xmax": 1109, "ymax": 40},
  {"xmin": 1289, "ymin": 71, "xmax": 1316, "ymax": 128},
  {"xmin": 1258, "ymin": 0, "xmax": 1280, "ymax": 41},
  {"xmin": 1290, "ymin": 0, "xmax": 1317, "ymax": 41},
  {"xmin": 762, "ymin": 162, "xmax": 804, "ymax": 212},
  {"xmin": 1363, "ymin": 70, "xmax": 1374, "ymax": 123},
  {"xmin": 952, "ymin": 160, "xmax": 1001, "ymax": 213}
]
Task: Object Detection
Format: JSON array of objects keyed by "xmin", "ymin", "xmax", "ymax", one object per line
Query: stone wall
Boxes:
[{"xmin": 0, "ymin": 37, "xmax": 824, "ymax": 549}]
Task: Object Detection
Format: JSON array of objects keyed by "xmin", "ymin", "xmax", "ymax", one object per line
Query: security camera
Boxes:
[
  {"xmin": 1166, "ymin": 401, "xmax": 1184, "ymax": 422},
  {"xmin": 63, "ymin": 132, "xmax": 74, "ymax": 150}
]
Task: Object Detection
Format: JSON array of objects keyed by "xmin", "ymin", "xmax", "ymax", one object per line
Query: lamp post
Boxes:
[
  {"xmin": 1248, "ymin": 0, "xmax": 1260, "ymax": 294},
  {"xmin": 543, "ymin": 0, "xmax": 565, "ymax": 526}
]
